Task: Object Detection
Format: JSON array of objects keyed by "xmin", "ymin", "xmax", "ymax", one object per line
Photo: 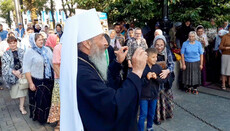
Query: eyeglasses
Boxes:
[{"xmin": 155, "ymin": 44, "xmax": 164, "ymax": 47}]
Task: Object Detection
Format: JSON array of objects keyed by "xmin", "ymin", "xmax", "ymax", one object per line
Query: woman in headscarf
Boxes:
[
  {"xmin": 109, "ymin": 29, "xmax": 121, "ymax": 51},
  {"xmin": 34, "ymin": 24, "xmax": 41, "ymax": 33},
  {"xmin": 47, "ymin": 39, "xmax": 61, "ymax": 130},
  {"xmin": 181, "ymin": 31, "xmax": 203, "ymax": 94},
  {"xmin": 2, "ymin": 36, "xmax": 27, "ymax": 114},
  {"xmin": 151, "ymin": 35, "xmax": 175, "ymax": 125},
  {"xmin": 219, "ymin": 24, "xmax": 230, "ymax": 90},
  {"xmin": 125, "ymin": 28, "xmax": 134, "ymax": 45},
  {"xmin": 195, "ymin": 25, "xmax": 209, "ymax": 86},
  {"xmin": 23, "ymin": 33, "xmax": 54, "ymax": 124},
  {"xmin": 127, "ymin": 27, "xmax": 148, "ymax": 71},
  {"xmin": 41, "ymin": 25, "xmax": 49, "ymax": 35},
  {"xmin": 45, "ymin": 34, "xmax": 58, "ymax": 51},
  {"xmin": 122, "ymin": 28, "xmax": 135, "ymax": 79},
  {"xmin": 154, "ymin": 29, "xmax": 163, "ymax": 37}
]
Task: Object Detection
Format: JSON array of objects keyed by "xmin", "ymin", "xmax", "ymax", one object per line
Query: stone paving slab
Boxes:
[
  {"xmin": 153, "ymin": 86, "xmax": 230, "ymax": 131},
  {"xmin": 0, "ymin": 87, "xmax": 53, "ymax": 131},
  {"xmin": 199, "ymin": 86, "xmax": 230, "ymax": 99},
  {"xmin": 153, "ymin": 62, "xmax": 230, "ymax": 131}
]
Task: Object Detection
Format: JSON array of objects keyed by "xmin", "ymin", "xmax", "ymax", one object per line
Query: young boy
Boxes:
[{"xmin": 138, "ymin": 48, "xmax": 166, "ymax": 131}]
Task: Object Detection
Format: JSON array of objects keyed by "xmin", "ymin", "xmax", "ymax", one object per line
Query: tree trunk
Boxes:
[
  {"xmin": 31, "ymin": 0, "xmax": 37, "ymax": 24},
  {"xmin": 50, "ymin": 0, "xmax": 56, "ymax": 29},
  {"xmin": 7, "ymin": 11, "xmax": 12, "ymax": 28},
  {"xmin": 65, "ymin": 0, "xmax": 72, "ymax": 16},
  {"xmin": 70, "ymin": 0, "xmax": 75, "ymax": 14},
  {"xmin": 61, "ymin": 0, "xmax": 68, "ymax": 18}
]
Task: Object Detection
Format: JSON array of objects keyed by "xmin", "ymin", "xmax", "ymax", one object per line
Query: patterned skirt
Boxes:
[
  {"xmin": 155, "ymin": 89, "xmax": 174, "ymax": 123},
  {"xmin": 28, "ymin": 77, "xmax": 54, "ymax": 124},
  {"xmin": 47, "ymin": 79, "xmax": 60, "ymax": 123}
]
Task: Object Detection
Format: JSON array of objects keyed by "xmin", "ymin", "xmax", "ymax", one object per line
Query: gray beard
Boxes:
[{"xmin": 89, "ymin": 44, "xmax": 108, "ymax": 81}]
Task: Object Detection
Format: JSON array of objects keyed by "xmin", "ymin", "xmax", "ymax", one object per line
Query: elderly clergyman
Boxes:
[{"xmin": 60, "ymin": 9, "xmax": 147, "ymax": 131}]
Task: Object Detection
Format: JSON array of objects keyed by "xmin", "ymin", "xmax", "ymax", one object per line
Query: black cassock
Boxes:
[{"xmin": 77, "ymin": 51, "xmax": 142, "ymax": 131}]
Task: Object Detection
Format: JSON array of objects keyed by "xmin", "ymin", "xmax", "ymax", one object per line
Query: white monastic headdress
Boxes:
[{"xmin": 60, "ymin": 8, "xmax": 104, "ymax": 131}]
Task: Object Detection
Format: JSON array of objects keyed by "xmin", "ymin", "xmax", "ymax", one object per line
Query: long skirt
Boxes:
[
  {"xmin": 221, "ymin": 55, "xmax": 230, "ymax": 76},
  {"xmin": 28, "ymin": 77, "xmax": 54, "ymax": 124},
  {"xmin": 210, "ymin": 51, "xmax": 221, "ymax": 82},
  {"xmin": 47, "ymin": 79, "xmax": 60, "ymax": 123},
  {"xmin": 182, "ymin": 61, "xmax": 201, "ymax": 86},
  {"xmin": 155, "ymin": 89, "xmax": 174, "ymax": 123},
  {"xmin": 202, "ymin": 55, "xmax": 207, "ymax": 86}
]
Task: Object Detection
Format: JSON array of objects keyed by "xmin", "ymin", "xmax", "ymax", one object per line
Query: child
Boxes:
[{"xmin": 138, "ymin": 48, "xmax": 166, "ymax": 131}]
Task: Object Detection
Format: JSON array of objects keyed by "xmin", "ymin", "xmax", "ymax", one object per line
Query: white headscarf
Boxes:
[
  {"xmin": 127, "ymin": 28, "xmax": 134, "ymax": 40},
  {"xmin": 109, "ymin": 29, "xmax": 116, "ymax": 43},
  {"xmin": 154, "ymin": 29, "xmax": 163, "ymax": 36},
  {"xmin": 60, "ymin": 8, "xmax": 104, "ymax": 131},
  {"xmin": 218, "ymin": 29, "xmax": 229, "ymax": 36},
  {"xmin": 151, "ymin": 35, "xmax": 168, "ymax": 62}
]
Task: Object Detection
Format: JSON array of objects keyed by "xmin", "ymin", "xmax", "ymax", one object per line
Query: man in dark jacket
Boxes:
[
  {"xmin": 60, "ymin": 9, "xmax": 148, "ymax": 131},
  {"xmin": 176, "ymin": 20, "xmax": 194, "ymax": 47}
]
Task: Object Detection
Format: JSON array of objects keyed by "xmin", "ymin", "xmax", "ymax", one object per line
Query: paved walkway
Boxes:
[
  {"xmin": 0, "ymin": 87, "xmax": 53, "ymax": 131},
  {"xmin": 153, "ymin": 62, "xmax": 230, "ymax": 131},
  {"xmin": 0, "ymin": 61, "xmax": 230, "ymax": 131},
  {"xmin": 2, "ymin": 84, "xmax": 229, "ymax": 131},
  {"xmin": 154, "ymin": 86, "xmax": 230, "ymax": 131}
]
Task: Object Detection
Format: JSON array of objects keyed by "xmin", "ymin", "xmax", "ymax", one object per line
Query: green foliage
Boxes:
[
  {"xmin": 23, "ymin": 0, "xmax": 48, "ymax": 14},
  {"xmin": 75, "ymin": 0, "xmax": 108, "ymax": 11},
  {"xmin": 0, "ymin": 0, "xmax": 14, "ymax": 27},
  {"xmin": 76, "ymin": 0, "xmax": 162, "ymax": 27},
  {"xmin": 76, "ymin": 0, "xmax": 230, "ymax": 28},
  {"xmin": 1, "ymin": 0, "xmax": 229, "ymax": 29},
  {"xmin": 61, "ymin": 0, "xmax": 77, "ymax": 17},
  {"xmin": 109, "ymin": 0, "xmax": 161, "ymax": 26},
  {"xmin": 169, "ymin": 0, "xmax": 230, "ymax": 27}
]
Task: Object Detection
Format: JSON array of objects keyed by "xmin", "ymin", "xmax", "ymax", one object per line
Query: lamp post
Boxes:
[
  {"xmin": 162, "ymin": 0, "xmax": 171, "ymax": 44},
  {"xmin": 14, "ymin": 0, "xmax": 23, "ymax": 26}
]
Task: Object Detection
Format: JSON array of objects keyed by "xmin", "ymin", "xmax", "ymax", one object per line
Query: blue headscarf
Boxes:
[{"xmin": 29, "ymin": 33, "xmax": 52, "ymax": 79}]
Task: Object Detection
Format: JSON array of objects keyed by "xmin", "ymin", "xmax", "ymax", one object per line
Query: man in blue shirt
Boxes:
[
  {"xmin": 15, "ymin": 23, "xmax": 25, "ymax": 38},
  {"xmin": 0, "ymin": 24, "xmax": 8, "ymax": 41}
]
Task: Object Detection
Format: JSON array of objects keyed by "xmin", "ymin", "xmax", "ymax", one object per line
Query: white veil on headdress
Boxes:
[{"xmin": 60, "ymin": 8, "xmax": 104, "ymax": 131}]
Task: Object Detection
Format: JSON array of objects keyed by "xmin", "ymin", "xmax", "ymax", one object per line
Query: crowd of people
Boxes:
[
  {"xmin": 0, "ymin": 23, "xmax": 62, "ymax": 130},
  {"xmin": 171, "ymin": 20, "xmax": 230, "ymax": 91},
  {"xmin": 0, "ymin": 8, "xmax": 230, "ymax": 131}
]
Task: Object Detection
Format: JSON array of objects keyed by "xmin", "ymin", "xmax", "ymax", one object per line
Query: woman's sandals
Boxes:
[{"xmin": 19, "ymin": 107, "xmax": 27, "ymax": 115}]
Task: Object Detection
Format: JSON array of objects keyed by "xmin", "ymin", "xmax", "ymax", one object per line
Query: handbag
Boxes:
[
  {"xmin": 156, "ymin": 61, "xmax": 167, "ymax": 69},
  {"xmin": 165, "ymin": 72, "xmax": 175, "ymax": 90},
  {"xmin": 18, "ymin": 75, "xmax": 29, "ymax": 90}
]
